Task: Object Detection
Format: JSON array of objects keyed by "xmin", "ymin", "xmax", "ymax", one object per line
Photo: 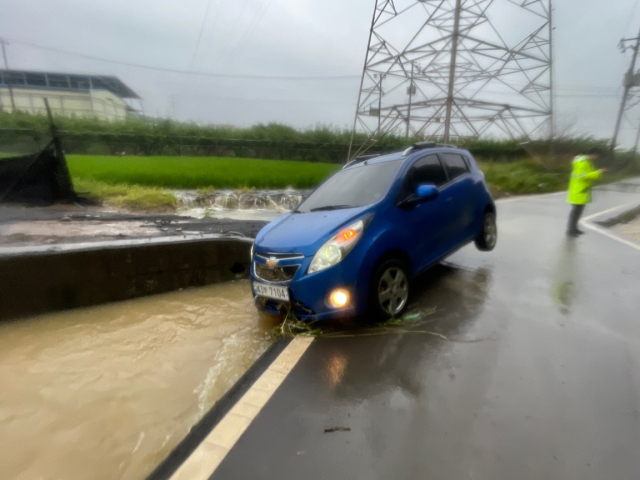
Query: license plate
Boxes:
[{"xmin": 254, "ymin": 283, "xmax": 290, "ymax": 301}]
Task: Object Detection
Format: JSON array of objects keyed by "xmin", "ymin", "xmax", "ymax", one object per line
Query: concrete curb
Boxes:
[
  {"xmin": 0, "ymin": 236, "xmax": 253, "ymax": 321},
  {"xmin": 592, "ymin": 203, "xmax": 640, "ymax": 228}
]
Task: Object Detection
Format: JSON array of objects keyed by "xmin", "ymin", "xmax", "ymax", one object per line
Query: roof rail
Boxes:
[
  {"xmin": 402, "ymin": 142, "xmax": 458, "ymax": 155},
  {"xmin": 343, "ymin": 153, "xmax": 382, "ymax": 169}
]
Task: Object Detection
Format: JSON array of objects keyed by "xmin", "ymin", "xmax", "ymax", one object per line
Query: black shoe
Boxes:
[
  {"xmin": 576, "ymin": 229, "xmax": 585, "ymax": 235},
  {"xmin": 567, "ymin": 230, "xmax": 580, "ymax": 238}
]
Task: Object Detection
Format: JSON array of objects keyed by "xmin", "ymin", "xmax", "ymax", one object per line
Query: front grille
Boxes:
[
  {"xmin": 255, "ymin": 252, "xmax": 304, "ymax": 261},
  {"xmin": 255, "ymin": 263, "xmax": 299, "ymax": 283}
]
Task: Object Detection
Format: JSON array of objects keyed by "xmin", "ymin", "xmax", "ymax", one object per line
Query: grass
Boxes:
[
  {"xmin": 269, "ymin": 304, "xmax": 443, "ymax": 340},
  {"xmin": 66, "ymin": 154, "xmax": 636, "ymax": 211},
  {"xmin": 478, "ymin": 160, "xmax": 637, "ymax": 198},
  {"xmin": 73, "ymin": 178, "xmax": 177, "ymax": 211},
  {"xmin": 478, "ymin": 160, "xmax": 572, "ymax": 197},
  {"xmin": 67, "ymin": 155, "xmax": 340, "ymax": 190}
]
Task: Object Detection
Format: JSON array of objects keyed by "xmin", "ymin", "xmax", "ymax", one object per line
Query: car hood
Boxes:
[{"xmin": 255, "ymin": 206, "xmax": 371, "ymax": 256}]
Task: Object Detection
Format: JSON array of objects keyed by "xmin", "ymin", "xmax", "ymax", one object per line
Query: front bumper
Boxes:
[{"xmin": 250, "ymin": 252, "xmax": 367, "ymax": 321}]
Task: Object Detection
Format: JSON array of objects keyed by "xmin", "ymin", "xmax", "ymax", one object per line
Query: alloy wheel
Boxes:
[
  {"xmin": 377, "ymin": 267, "xmax": 409, "ymax": 316},
  {"xmin": 484, "ymin": 214, "xmax": 497, "ymax": 249}
]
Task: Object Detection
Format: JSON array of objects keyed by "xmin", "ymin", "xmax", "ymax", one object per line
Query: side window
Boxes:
[
  {"xmin": 406, "ymin": 154, "xmax": 448, "ymax": 191},
  {"xmin": 440, "ymin": 153, "xmax": 470, "ymax": 181}
]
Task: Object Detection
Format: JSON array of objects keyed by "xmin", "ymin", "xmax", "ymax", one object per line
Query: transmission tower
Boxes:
[{"xmin": 348, "ymin": 0, "xmax": 554, "ymax": 159}]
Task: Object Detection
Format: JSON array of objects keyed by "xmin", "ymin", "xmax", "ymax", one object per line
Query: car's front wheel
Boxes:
[
  {"xmin": 475, "ymin": 211, "xmax": 497, "ymax": 251},
  {"xmin": 369, "ymin": 259, "xmax": 410, "ymax": 320}
]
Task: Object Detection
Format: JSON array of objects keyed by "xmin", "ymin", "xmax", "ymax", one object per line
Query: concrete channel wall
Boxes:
[{"xmin": 0, "ymin": 236, "xmax": 253, "ymax": 321}]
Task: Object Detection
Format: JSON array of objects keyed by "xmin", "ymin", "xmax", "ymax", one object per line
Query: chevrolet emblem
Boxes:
[{"xmin": 266, "ymin": 257, "xmax": 279, "ymax": 268}]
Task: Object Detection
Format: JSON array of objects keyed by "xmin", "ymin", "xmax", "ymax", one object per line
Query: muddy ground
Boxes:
[
  {"xmin": 614, "ymin": 214, "xmax": 640, "ymax": 244},
  {"xmin": 0, "ymin": 205, "xmax": 268, "ymax": 246}
]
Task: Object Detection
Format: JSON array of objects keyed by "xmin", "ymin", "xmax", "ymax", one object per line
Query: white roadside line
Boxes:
[
  {"xmin": 581, "ymin": 202, "xmax": 636, "ymax": 223},
  {"xmin": 581, "ymin": 203, "xmax": 640, "ymax": 252},
  {"xmin": 167, "ymin": 191, "xmax": 638, "ymax": 480},
  {"xmin": 169, "ymin": 336, "xmax": 314, "ymax": 480}
]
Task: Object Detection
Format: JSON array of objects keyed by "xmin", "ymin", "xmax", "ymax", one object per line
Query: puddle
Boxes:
[{"xmin": 0, "ymin": 280, "xmax": 274, "ymax": 480}]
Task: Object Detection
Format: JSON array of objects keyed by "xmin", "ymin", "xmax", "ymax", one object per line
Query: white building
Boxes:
[{"xmin": 0, "ymin": 70, "xmax": 140, "ymax": 121}]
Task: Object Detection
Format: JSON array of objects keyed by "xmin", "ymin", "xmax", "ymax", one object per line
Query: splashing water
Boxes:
[{"xmin": 174, "ymin": 189, "xmax": 309, "ymax": 221}]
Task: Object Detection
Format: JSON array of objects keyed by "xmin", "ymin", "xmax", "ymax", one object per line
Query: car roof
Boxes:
[{"xmin": 343, "ymin": 147, "xmax": 472, "ymax": 171}]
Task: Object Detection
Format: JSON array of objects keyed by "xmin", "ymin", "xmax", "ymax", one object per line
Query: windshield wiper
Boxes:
[{"xmin": 309, "ymin": 205, "xmax": 355, "ymax": 212}]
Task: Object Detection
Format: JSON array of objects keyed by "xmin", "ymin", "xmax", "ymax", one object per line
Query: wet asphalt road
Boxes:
[{"xmin": 212, "ymin": 183, "xmax": 640, "ymax": 480}]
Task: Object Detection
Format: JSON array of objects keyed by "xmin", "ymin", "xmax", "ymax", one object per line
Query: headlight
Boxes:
[{"xmin": 308, "ymin": 219, "xmax": 366, "ymax": 274}]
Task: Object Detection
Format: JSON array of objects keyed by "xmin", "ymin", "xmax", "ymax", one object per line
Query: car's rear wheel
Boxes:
[
  {"xmin": 475, "ymin": 211, "xmax": 497, "ymax": 251},
  {"xmin": 369, "ymin": 259, "xmax": 410, "ymax": 320}
]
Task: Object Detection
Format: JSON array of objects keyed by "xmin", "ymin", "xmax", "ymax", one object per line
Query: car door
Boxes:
[
  {"xmin": 438, "ymin": 152, "xmax": 476, "ymax": 244},
  {"xmin": 394, "ymin": 153, "xmax": 454, "ymax": 272}
]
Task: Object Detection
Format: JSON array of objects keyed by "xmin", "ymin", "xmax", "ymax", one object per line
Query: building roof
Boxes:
[{"xmin": 0, "ymin": 69, "xmax": 140, "ymax": 99}]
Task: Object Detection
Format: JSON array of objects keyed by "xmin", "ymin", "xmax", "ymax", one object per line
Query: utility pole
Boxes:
[
  {"xmin": 406, "ymin": 62, "xmax": 415, "ymax": 139},
  {"xmin": 444, "ymin": 0, "xmax": 462, "ymax": 144},
  {"xmin": 548, "ymin": 0, "xmax": 555, "ymax": 161},
  {"xmin": 612, "ymin": 29, "xmax": 640, "ymax": 158},
  {"xmin": 631, "ymin": 116, "xmax": 640, "ymax": 168},
  {"xmin": 0, "ymin": 37, "xmax": 16, "ymax": 113}
]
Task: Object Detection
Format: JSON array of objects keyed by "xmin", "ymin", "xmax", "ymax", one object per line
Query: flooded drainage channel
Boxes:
[{"xmin": 0, "ymin": 280, "xmax": 274, "ymax": 480}]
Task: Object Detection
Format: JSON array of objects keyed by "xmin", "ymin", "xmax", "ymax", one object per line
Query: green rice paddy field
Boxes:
[
  {"xmin": 67, "ymin": 155, "xmax": 340, "ymax": 190},
  {"xmin": 65, "ymin": 154, "xmax": 619, "ymax": 211}
]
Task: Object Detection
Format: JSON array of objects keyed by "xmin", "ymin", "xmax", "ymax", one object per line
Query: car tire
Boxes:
[
  {"xmin": 475, "ymin": 211, "xmax": 497, "ymax": 251},
  {"xmin": 369, "ymin": 258, "xmax": 411, "ymax": 320}
]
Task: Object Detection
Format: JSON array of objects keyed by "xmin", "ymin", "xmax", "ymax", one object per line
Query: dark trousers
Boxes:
[{"xmin": 567, "ymin": 204, "xmax": 586, "ymax": 233}]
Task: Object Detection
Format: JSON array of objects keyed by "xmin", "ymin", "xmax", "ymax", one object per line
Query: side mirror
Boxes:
[{"xmin": 415, "ymin": 184, "xmax": 439, "ymax": 202}]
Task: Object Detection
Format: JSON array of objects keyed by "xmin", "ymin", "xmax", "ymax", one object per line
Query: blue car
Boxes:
[{"xmin": 250, "ymin": 142, "xmax": 497, "ymax": 321}]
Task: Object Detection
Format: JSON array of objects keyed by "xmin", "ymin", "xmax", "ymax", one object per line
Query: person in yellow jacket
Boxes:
[{"xmin": 567, "ymin": 147, "xmax": 606, "ymax": 237}]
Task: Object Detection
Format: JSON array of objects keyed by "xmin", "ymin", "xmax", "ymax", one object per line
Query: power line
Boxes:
[
  {"xmin": 3, "ymin": 37, "xmax": 360, "ymax": 81},
  {"xmin": 625, "ymin": 0, "xmax": 640, "ymax": 37},
  {"xmin": 225, "ymin": 0, "xmax": 276, "ymax": 69},
  {"xmin": 189, "ymin": 0, "xmax": 215, "ymax": 71},
  {"xmin": 2, "ymin": 37, "xmax": 628, "ymax": 97},
  {"xmin": 214, "ymin": 0, "xmax": 252, "ymax": 67}
]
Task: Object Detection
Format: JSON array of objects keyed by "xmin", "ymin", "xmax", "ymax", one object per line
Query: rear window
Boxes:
[
  {"xmin": 440, "ymin": 153, "xmax": 470, "ymax": 180},
  {"xmin": 297, "ymin": 160, "xmax": 402, "ymax": 213}
]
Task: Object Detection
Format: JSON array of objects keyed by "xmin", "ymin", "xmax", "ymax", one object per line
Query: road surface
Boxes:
[{"xmin": 163, "ymin": 180, "xmax": 640, "ymax": 480}]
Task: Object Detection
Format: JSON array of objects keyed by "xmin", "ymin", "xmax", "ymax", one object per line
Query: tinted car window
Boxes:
[
  {"xmin": 297, "ymin": 160, "xmax": 402, "ymax": 213},
  {"xmin": 396, "ymin": 154, "xmax": 447, "ymax": 201},
  {"xmin": 407, "ymin": 154, "xmax": 448, "ymax": 188},
  {"xmin": 440, "ymin": 153, "xmax": 470, "ymax": 180}
]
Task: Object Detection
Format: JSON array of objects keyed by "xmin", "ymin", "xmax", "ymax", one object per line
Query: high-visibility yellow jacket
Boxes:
[{"xmin": 567, "ymin": 155, "xmax": 602, "ymax": 205}]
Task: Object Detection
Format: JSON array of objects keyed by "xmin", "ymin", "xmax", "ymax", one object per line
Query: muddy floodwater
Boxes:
[{"xmin": 0, "ymin": 280, "xmax": 272, "ymax": 480}]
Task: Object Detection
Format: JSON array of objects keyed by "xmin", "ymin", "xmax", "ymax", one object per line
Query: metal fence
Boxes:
[{"xmin": 0, "ymin": 127, "xmax": 381, "ymax": 163}]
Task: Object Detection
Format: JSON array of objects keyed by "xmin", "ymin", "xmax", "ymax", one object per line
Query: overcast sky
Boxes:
[{"xmin": 3, "ymin": 0, "xmax": 640, "ymax": 146}]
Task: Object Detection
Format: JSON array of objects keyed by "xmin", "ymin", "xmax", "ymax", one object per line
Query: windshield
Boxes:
[{"xmin": 297, "ymin": 160, "xmax": 402, "ymax": 213}]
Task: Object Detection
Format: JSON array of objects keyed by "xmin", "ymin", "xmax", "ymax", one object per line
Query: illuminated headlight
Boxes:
[{"xmin": 308, "ymin": 219, "xmax": 366, "ymax": 274}]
